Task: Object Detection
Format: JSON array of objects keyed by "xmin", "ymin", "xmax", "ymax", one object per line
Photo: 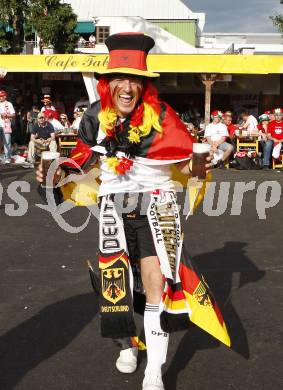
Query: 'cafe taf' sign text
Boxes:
[
  {"xmin": 45, "ymin": 55, "xmax": 109, "ymax": 71},
  {"xmin": 0, "ymin": 54, "xmax": 110, "ymax": 73}
]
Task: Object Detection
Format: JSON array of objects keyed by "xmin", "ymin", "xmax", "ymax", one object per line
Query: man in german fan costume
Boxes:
[{"xmin": 37, "ymin": 33, "xmax": 230, "ymax": 390}]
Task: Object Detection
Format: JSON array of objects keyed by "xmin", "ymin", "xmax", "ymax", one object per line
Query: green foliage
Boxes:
[
  {"xmin": 0, "ymin": 28, "xmax": 10, "ymax": 52},
  {"xmin": 0, "ymin": 0, "xmax": 28, "ymax": 53},
  {"xmin": 0, "ymin": 0, "xmax": 79, "ymax": 53},
  {"xmin": 29, "ymin": 0, "xmax": 79, "ymax": 53},
  {"xmin": 270, "ymin": 14, "xmax": 283, "ymax": 34}
]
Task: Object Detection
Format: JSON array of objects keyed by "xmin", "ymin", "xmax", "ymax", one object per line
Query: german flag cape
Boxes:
[
  {"xmin": 97, "ymin": 191, "xmax": 230, "ymax": 347},
  {"xmin": 147, "ymin": 191, "xmax": 231, "ymax": 347},
  {"xmin": 60, "ymin": 102, "xmax": 195, "ymax": 206},
  {"xmin": 162, "ymin": 245, "xmax": 231, "ymax": 347}
]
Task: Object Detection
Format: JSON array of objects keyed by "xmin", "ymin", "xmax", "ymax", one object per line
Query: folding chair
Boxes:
[
  {"xmin": 236, "ymin": 137, "xmax": 259, "ymax": 154},
  {"xmin": 58, "ymin": 134, "xmax": 77, "ymax": 157},
  {"xmin": 272, "ymin": 150, "xmax": 283, "ymax": 170}
]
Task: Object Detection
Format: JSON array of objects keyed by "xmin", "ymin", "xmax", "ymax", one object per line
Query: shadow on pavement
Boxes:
[
  {"xmin": 164, "ymin": 241, "xmax": 265, "ymax": 390},
  {"xmin": 0, "ymin": 293, "xmax": 98, "ymax": 390},
  {"xmin": 0, "ymin": 166, "xmax": 30, "ymax": 181}
]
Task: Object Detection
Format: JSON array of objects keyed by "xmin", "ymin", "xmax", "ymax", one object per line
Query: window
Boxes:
[{"xmin": 96, "ymin": 26, "xmax": 110, "ymax": 44}]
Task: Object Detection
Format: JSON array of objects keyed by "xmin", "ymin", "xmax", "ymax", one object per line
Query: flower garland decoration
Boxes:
[
  {"xmin": 106, "ymin": 156, "xmax": 134, "ymax": 175},
  {"xmin": 98, "ymin": 103, "xmax": 163, "ymax": 175}
]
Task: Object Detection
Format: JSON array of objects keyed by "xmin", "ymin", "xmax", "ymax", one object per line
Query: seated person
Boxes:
[
  {"xmin": 223, "ymin": 111, "xmax": 238, "ymax": 150},
  {"xmin": 240, "ymin": 111, "xmax": 258, "ymax": 136},
  {"xmin": 258, "ymin": 113, "xmax": 273, "ymax": 169},
  {"xmin": 88, "ymin": 34, "xmax": 96, "ymax": 47},
  {"xmin": 59, "ymin": 113, "xmax": 71, "ymax": 128},
  {"xmin": 45, "ymin": 110, "xmax": 64, "ymax": 133},
  {"xmin": 267, "ymin": 108, "xmax": 283, "ymax": 162},
  {"xmin": 257, "ymin": 112, "xmax": 270, "ymax": 137},
  {"xmin": 204, "ymin": 110, "xmax": 233, "ymax": 168},
  {"xmin": 78, "ymin": 36, "xmax": 86, "ymax": 47},
  {"xmin": 223, "ymin": 111, "xmax": 236, "ymax": 138},
  {"xmin": 71, "ymin": 107, "xmax": 85, "ymax": 132},
  {"xmin": 22, "ymin": 113, "xmax": 57, "ymax": 168}
]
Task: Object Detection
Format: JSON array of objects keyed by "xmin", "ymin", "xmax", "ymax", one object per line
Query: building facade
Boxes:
[
  {"xmin": 64, "ymin": 0, "xmax": 205, "ymax": 53},
  {"xmin": 198, "ymin": 33, "xmax": 283, "ymax": 55}
]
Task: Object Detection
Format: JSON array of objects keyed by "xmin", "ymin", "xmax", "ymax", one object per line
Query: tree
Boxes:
[
  {"xmin": 0, "ymin": 0, "xmax": 28, "ymax": 53},
  {"xmin": 0, "ymin": 27, "xmax": 10, "ymax": 53},
  {"xmin": 0, "ymin": 0, "xmax": 79, "ymax": 54},
  {"xmin": 28, "ymin": 0, "xmax": 79, "ymax": 53},
  {"xmin": 271, "ymin": 14, "xmax": 283, "ymax": 34}
]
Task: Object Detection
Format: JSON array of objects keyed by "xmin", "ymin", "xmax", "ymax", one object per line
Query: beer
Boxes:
[
  {"xmin": 192, "ymin": 143, "xmax": 211, "ymax": 180},
  {"xmin": 41, "ymin": 151, "xmax": 60, "ymax": 187}
]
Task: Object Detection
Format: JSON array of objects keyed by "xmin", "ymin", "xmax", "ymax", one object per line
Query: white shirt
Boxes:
[
  {"xmin": 93, "ymin": 125, "xmax": 177, "ymax": 196},
  {"xmin": 204, "ymin": 122, "xmax": 228, "ymax": 142},
  {"xmin": 49, "ymin": 118, "xmax": 64, "ymax": 132},
  {"xmin": 245, "ymin": 115, "xmax": 258, "ymax": 133},
  {"xmin": 72, "ymin": 117, "xmax": 82, "ymax": 130},
  {"xmin": 41, "ymin": 105, "xmax": 56, "ymax": 113},
  {"xmin": 89, "ymin": 35, "xmax": 96, "ymax": 43},
  {"xmin": 0, "ymin": 101, "xmax": 15, "ymax": 128},
  {"xmin": 98, "ymin": 156, "xmax": 175, "ymax": 197}
]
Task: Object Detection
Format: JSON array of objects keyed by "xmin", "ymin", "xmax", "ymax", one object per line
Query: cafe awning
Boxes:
[
  {"xmin": 74, "ymin": 21, "xmax": 95, "ymax": 34},
  {"xmin": 0, "ymin": 54, "xmax": 282, "ymax": 74}
]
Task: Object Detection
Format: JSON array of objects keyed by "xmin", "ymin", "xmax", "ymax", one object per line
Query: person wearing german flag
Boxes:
[{"xmin": 37, "ymin": 33, "xmax": 230, "ymax": 390}]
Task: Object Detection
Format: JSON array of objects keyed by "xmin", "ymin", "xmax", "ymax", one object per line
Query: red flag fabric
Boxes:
[{"xmin": 146, "ymin": 103, "xmax": 195, "ymax": 160}]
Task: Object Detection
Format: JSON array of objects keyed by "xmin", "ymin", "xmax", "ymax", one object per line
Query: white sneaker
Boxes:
[
  {"xmin": 22, "ymin": 162, "xmax": 34, "ymax": 169},
  {"xmin": 4, "ymin": 159, "xmax": 11, "ymax": 165},
  {"xmin": 142, "ymin": 373, "xmax": 165, "ymax": 390},
  {"xmin": 116, "ymin": 347, "xmax": 138, "ymax": 374}
]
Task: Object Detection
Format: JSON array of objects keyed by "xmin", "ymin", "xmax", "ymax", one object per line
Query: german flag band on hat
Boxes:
[
  {"xmin": 96, "ymin": 32, "xmax": 159, "ymax": 78},
  {"xmin": 258, "ymin": 113, "xmax": 270, "ymax": 122},
  {"xmin": 211, "ymin": 110, "xmax": 223, "ymax": 119}
]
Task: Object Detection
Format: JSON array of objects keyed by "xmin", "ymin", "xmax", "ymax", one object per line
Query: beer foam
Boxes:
[
  {"xmin": 41, "ymin": 151, "xmax": 60, "ymax": 160},
  {"xmin": 193, "ymin": 143, "xmax": 211, "ymax": 154}
]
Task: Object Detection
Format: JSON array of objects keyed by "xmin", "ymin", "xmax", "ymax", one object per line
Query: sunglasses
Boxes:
[{"xmin": 38, "ymin": 116, "xmax": 45, "ymax": 119}]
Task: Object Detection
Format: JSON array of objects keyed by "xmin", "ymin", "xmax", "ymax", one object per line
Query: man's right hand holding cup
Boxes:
[{"xmin": 36, "ymin": 151, "xmax": 62, "ymax": 188}]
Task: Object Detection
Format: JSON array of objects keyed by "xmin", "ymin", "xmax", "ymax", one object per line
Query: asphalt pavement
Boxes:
[{"xmin": 0, "ymin": 165, "xmax": 282, "ymax": 390}]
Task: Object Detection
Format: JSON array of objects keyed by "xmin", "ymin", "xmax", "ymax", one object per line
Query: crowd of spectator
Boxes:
[
  {"xmin": 0, "ymin": 90, "xmax": 89, "ymax": 165},
  {"xmin": 1, "ymin": 88, "xmax": 282, "ymax": 172},
  {"xmin": 78, "ymin": 34, "xmax": 96, "ymax": 48},
  {"xmin": 183, "ymin": 107, "xmax": 283, "ymax": 170}
]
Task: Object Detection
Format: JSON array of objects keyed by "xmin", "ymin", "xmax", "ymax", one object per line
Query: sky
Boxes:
[{"xmin": 186, "ymin": 0, "xmax": 283, "ymax": 33}]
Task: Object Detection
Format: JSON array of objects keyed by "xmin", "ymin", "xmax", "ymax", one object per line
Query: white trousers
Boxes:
[{"xmin": 27, "ymin": 139, "xmax": 57, "ymax": 162}]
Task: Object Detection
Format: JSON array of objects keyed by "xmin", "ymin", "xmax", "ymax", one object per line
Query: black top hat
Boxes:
[{"xmin": 95, "ymin": 32, "xmax": 159, "ymax": 78}]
